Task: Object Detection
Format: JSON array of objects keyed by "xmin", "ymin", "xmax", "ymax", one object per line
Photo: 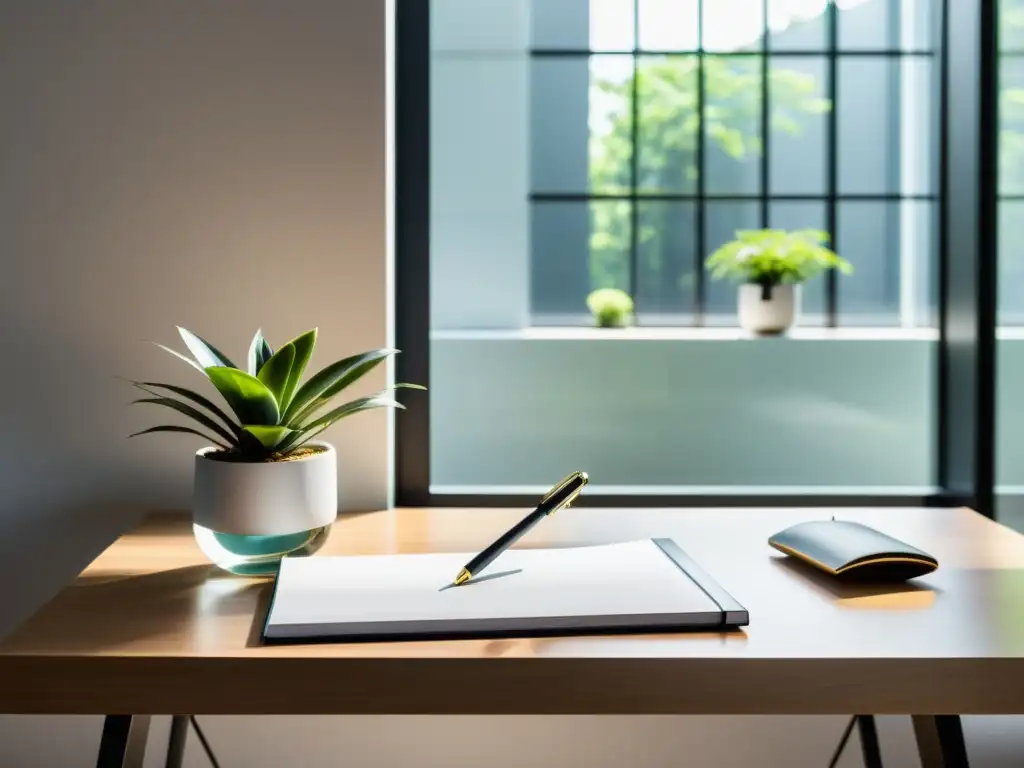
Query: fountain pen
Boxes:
[{"xmin": 452, "ymin": 471, "xmax": 589, "ymax": 586}]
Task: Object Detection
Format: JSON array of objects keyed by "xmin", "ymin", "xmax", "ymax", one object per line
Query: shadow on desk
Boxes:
[
  {"xmin": 3, "ymin": 565, "xmax": 268, "ymax": 653},
  {"xmin": 770, "ymin": 555, "xmax": 939, "ymax": 610}
]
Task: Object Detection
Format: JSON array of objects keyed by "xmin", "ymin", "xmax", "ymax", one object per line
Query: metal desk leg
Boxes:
[
  {"xmin": 913, "ymin": 715, "xmax": 970, "ymax": 768},
  {"xmin": 166, "ymin": 716, "xmax": 189, "ymax": 768},
  {"xmin": 96, "ymin": 715, "xmax": 151, "ymax": 768},
  {"xmin": 857, "ymin": 715, "xmax": 884, "ymax": 768}
]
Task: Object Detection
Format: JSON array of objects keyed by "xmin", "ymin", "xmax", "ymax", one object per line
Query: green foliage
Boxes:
[
  {"xmin": 586, "ymin": 288, "xmax": 634, "ymax": 328},
  {"xmin": 706, "ymin": 229, "xmax": 852, "ymax": 286},
  {"xmin": 128, "ymin": 327, "xmax": 425, "ymax": 461},
  {"xmin": 588, "ymin": 56, "xmax": 831, "ymax": 294},
  {"xmin": 247, "ymin": 329, "xmax": 274, "ymax": 377},
  {"xmin": 1000, "ymin": 1, "xmax": 1024, "ymax": 296}
]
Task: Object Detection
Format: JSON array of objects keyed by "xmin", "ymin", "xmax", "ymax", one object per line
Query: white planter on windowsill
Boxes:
[{"xmin": 738, "ymin": 283, "xmax": 800, "ymax": 335}]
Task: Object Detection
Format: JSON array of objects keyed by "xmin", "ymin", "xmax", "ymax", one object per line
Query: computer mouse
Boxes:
[{"xmin": 768, "ymin": 519, "xmax": 938, "ymax": 581}]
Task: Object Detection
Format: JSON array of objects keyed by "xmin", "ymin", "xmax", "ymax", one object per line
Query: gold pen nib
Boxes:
[{"xmin": 454, "ymin": 568, "xmax": 471, "ymax": 586}]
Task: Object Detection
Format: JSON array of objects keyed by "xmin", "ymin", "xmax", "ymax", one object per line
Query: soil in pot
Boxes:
[{"xmin": 203, "ymin": 446, "xmax": 327, "ymax": 464}]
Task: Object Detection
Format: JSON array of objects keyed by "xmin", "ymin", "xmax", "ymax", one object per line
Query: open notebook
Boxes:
[{"xmin": 263, "ymin": 538, "xmax": 748, "ymax": 643}]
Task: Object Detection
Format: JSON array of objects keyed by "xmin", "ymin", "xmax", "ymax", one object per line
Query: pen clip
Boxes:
[{"xmin": 541, "ymin": 471, "xmax": 588, "ymax": 513}]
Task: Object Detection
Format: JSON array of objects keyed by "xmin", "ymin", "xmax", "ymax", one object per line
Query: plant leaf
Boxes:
[
  {"xmin": 151, "ymin": 341, "xmax": 205, "ymax": 374},
  {"xmin": 290, "ymin": 394, "xmax": 403, "ymax": 443},
  {"xmin": 178, "ymin": 327, "xmax": 237, "ymax": 369},
  {"xmin": 320, "ymin": 349, "xmax": 397, "ymax": 400},
  {"xmin": 247, "ymin": 329, "xmax": 261, "ymax": 376},
  {"xmin": 276, "ymin": 425, "xmax": 328, "ymax": 454},
  {"xmin": 289, "ymin": 382, "xmax": 424, "ymax": 430},
  {"xmin": 257, "ymin": 343, "xmax": 296, "ymax": 405},
  {"xmin": 132, "ymin": 397, "xmax": 238, "ymax": 446},
  {"xmin": 206, "ymin": 367, "xmax": 280, "ymax": 426},
  {"xmin": 279, "ymin": 395, "xmax": 401, "ymax": 453},
  {"xmin": 277, "ymin": 328, "xmax": 317, "ymax": 414},
  {"xmin": 294, "ymin": 382, "xmax": 424, "ymax": 428},
  {"xmin": 242, "ymin": 425, "xmax": 293, "ymax": 451},
  {"xmin": 235, "ymin": 427, "xmax": 270, "ymax": 460},
  {"xmin": 282, "ymin": 348, "xmax": 397, "ymax": 425},
  {"xmin": 122, "ymin": 379, "xmax": 241, "ymax": 437},
  {"xmin": 247, "ymin": 329, "xmax": 274, "ymax": 376},
  {"xmin": 128, "ymin": 425, "xmax": 229, "ymax": 450}
]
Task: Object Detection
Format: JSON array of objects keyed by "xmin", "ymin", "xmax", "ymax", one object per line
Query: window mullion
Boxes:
[
  {"xmin": 760, "ymin": 0, "xmax": 770, "ymax": 228},
  {"xmin": 695, "ymin": 0, "xmax": 707, "ymax": 327},
  {"xmin": 826, "ymin": 1, "xmax": 840, "ymax": 327},
  {"xmin": 629, "ymin": 1, "xmax": 640, "ymax": 320}
]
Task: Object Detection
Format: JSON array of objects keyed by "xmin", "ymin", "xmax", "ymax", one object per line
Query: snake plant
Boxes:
[{"xmin": 126, "ymin": 327, "xmax": 423, "ymax": 461}]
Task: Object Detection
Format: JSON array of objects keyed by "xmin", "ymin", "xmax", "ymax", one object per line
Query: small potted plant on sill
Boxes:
[
  {"xmin": 706, "ymin": 229, "xmax": 852, "ymax": 335},
  {"xmin": 125, "ymin": 327, "xmax": 423, "ymax": 576},
  {"xmin": 586, "ymin": 288, "xmax": 634, "ymax": 328}
]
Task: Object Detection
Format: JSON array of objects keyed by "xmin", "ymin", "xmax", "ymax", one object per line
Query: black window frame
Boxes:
[{"xmin": 395, "ymin": 0, "xmax": 998, "ymax": 516}]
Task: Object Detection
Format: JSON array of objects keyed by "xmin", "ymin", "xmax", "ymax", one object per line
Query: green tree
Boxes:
[
  {"xmin": 1000, "ymin": 0, "xmax": 1024, "ymax": 315},
  {"xmin": 587, "ymin": 56, "xmax": 831, "ymax": 299},
  {"xmin": 1002, "ymin": 0, "xmax": 1024, "ymax": 193}
]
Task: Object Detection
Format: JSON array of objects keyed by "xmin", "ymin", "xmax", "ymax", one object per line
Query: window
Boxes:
[
  {"xmin": 997, "ymin": 0, "xmax": 1024, "ymax": 521},
  {"xmin": 401, "ymin": 0, "xmax": 998, "ymax": 512},
  {"xmin": 529, "ymin": 0, "xmax": 940, "ymax": 327},
  {"xmin": 1000, "ymin": 0, "xmax": 1024, "ymax": 324}
]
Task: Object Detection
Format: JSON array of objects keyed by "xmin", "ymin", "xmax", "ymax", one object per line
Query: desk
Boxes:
[{"xmin": 2, "ymin": 507, "xmax": 1024, "ymax": 767}]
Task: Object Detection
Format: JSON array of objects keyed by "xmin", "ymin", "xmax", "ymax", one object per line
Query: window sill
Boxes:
[
  {"xmin": 430, "ymin": 483, "xmax": 943, "ymax": 497},
  {"xmin": 431, "ymin": 327, "xmax": 940, "ymax": 342}
]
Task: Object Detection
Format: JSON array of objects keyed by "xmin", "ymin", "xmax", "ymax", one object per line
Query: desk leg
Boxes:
[
  {"xmin": 165, "ymin": 715, "xmax": 189, "ymax": 768},
  {"xmin": 96, "ymin": 715, "xmax": 151, "ymax": 768},
  {"xmin": 856, "ymin": 715, "xmax": 883, "ymax": 768},
  {"xmin": 912, "ymin": 716, "xmax": 970, "ymax": 768}
]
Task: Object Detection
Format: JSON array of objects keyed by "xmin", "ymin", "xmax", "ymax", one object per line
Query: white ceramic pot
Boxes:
[
  {"xmin": 194, "ymin": 441, "xmax": 337, "ymax": 534},
  {"xmin": 738, "ymin": 283, "xmax": 800, "ymax": 335},
  {"xmin": 192, "ymin": 442, "xmax": 337, "ymax": 574}
]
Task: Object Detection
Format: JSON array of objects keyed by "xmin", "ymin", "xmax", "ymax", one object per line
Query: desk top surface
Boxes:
[{"xmin": 3, "ymin": 506, "xmax": 1024, "ymax": 715}]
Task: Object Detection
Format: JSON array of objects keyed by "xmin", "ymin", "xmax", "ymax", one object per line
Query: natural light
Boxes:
[
  {"xmin": 589, "ymin": 0, "xmax": 871, "ymax": 51},
  {"xmin": 587, "ymin": 0, "xmax": 873, "ymax": 135}
]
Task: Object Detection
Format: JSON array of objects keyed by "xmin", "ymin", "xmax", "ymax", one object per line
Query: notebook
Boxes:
[{"xmin": 263, "ymin": 538, "xmax": 748, "ymax": 643}]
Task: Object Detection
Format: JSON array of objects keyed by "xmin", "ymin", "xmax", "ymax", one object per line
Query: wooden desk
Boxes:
[{"xmin": 3, "ymin": 507, "xmax": 1024, "ymax": 768}]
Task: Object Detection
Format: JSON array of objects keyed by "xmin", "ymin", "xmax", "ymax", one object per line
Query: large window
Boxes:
[
  {"xmin": 997, "ymin": 0, "xmax": 1024, "ymax": 522},
  {"xmin": 1000, "ymin": 0, "xmax": 1024, "ymax": 323},
  {"xmin": 401, "ymin": 0, "xmax": 998, "ymax": 510},
  {"xmin": 529, "ymin": 0, "xmax": 940, "ymax": 326}
]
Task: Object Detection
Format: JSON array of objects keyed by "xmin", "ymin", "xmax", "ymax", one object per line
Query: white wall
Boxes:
[
  {"xmin": 0, "ymin": 0, "xmax": 389, "ymax": 639},
  {"xmin": 0, "ymin": 0, "xmax": 390, "ymax": 715}
]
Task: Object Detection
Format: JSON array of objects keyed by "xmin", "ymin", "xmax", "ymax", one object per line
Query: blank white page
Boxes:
[{"xmin": 265, "ymin": 540, "xmax": 723, "ymax": 640}]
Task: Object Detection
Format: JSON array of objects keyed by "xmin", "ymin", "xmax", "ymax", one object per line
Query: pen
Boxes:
[{"xmin": 452, "ymin": 471, "xmax": 589, "ymax": 586}]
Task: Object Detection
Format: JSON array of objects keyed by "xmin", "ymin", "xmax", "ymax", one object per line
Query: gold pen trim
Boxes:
[
  {"xmin": 542, "ymin": 471, "xmax": 589, "ymax": 513},
  {"xmin": 454, "ymin": 568, "xmax": 471, "ymax": 586}
]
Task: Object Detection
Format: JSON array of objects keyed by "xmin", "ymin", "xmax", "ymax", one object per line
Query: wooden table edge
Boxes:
[{"xmin": 2, "ymin": 655, "xmax": 1024, "ymax": 715}]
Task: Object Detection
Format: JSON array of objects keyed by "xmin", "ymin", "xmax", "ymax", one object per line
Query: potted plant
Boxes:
[
  {"xmin": 586, "ymin": 288, "xmax": 634, "ymax": 328},
  {"xmin": 125, "ymin": 327, "xmax": 423, "ymax": 575},
  {"xmin": 706, "ymin": 229, "xmax": 852, "ymax": 335}
]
